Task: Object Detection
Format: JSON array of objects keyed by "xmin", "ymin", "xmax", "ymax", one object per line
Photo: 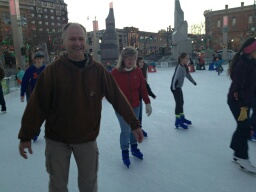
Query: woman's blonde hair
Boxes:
[{"xmin": 116, "ymin": 46, "xmax": 138, "ymax": 71}]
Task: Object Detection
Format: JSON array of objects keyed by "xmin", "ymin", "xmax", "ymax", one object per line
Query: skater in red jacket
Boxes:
[{"xmin": 111, "ymin": 47, "xmax": 152, "ymax": 168}]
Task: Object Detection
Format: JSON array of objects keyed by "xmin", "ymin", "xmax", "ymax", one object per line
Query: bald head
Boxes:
[{"xmin": 62, "ymin": 22, "xmax": 87, "ymax": 41}]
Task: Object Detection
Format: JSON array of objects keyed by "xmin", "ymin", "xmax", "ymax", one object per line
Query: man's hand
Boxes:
[
  {"xmin": 20, "ymin": 96, "xmax": 24, "ymax": 102},
  {"xmin": 19, "ymin": 141, "xmax": 33, "ymax": 159},
  {"xmin": 132, "ymin": 129, "xmax": 144, "ymax": 143}
]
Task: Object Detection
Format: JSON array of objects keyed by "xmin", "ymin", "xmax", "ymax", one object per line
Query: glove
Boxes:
[
  {"xmin": 145, "ymin": 103, "xmax": 152, "ymax": 116},
  {"xmin": 237, "ymin": 107, "xmax": 248, "ymax": 121}
]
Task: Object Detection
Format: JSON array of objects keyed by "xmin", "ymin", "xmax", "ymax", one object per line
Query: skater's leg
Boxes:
[
  {"xmin": 0, "ymin": 85, "xmax": 6, "ymax": 111},
  {"xmin": 138, "ymin": 100, "xmax": 143, "ymax": 128},
  {"xmin": 115, "ymin": 112, "xmax": 131, "ymax": 150},
  {"xmin": 72, "ymin": 141, "xmax": 98, "ymax": 192},
  {"xmin": 45, "ymin": 138, "xmax": 72, "ymax": 192},
  {"xmin": 228, "ymin": 99, "xmax": 251, "ymax": 159},
  {"xmin": 130, "ymin": 107, "xmax": 140, "ymax": 145}
]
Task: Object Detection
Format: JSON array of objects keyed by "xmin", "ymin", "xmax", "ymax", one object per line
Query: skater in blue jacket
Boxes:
[
  {"xmin": 20, "ymin": 51, "xmax": 46, "ymax": 142},
  {"xmin": 20, "ymin": 52, "xmax": 45, "ymax": 102},
  {"xmin": 170, "ymin": 52, "xmax": 197, "ymax": 129}
]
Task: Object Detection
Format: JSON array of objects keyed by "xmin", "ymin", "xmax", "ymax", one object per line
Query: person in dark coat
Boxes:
[
  {"xmin": 227, "ymin": 37, "xmax": 256, "ymax": 173},
  {"xmin": 136, "ymin": 57, "xmax": 156, "ymax": 137},
  {"xmin": 0, "ymin": 66, "xmax": 6, "ymax": 112}
]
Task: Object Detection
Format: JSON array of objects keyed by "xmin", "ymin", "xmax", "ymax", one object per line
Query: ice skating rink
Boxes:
[{"xmin": 1, "ymin": 65, "xmax": 256, "ymax": 192}]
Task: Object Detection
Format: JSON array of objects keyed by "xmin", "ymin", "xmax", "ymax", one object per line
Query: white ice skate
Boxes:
[{"xmin": 238, "ymin": 159, "xmax": 256, "ymax": 174}]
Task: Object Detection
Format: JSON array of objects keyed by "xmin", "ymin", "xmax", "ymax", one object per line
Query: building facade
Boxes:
[
  {"xmin": 87, "ymin": 26, "xmax": 172, "ymax": 64},
  {"xmin": 0, "ymin": 0, "xmax": 68, "ymax": 67},
  {"xmin": 204, "ymin": 2, "xmax": 255, "ymax": 51}
]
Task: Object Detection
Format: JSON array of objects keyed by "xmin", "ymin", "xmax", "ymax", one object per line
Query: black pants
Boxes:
[
  {"xmin": 171, "ymin": 88, "xmax": 184, "ymax": 115},
  {"xmin": 0, "ymin": 85, "xmax": 6, "ymax": 110},
  {"xmin": 228, "ymin": 99, "xmax": 251, "ymax": 159}
]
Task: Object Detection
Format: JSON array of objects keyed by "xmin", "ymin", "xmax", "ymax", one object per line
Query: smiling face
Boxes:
[
  {"xmin": 123, "ymin": 56, "xmax": 136, "ymax": 69},
  {"xmin": 63, "ymin": 24, "xmax": 87, "ymax": 61}
]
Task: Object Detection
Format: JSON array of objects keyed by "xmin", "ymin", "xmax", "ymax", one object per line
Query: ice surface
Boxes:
[{"xmin": 1, "ymin": 65, "xmax": 256, "ymax": 192}]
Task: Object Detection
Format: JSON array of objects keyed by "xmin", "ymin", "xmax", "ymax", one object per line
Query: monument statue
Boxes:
[
  {"xmin": 100, "ymin": 2, "xmax": 119, "ymax": 65},
  {"xmin": 171, "ymin": 0, "xmax": 192, "ymax": 61}
]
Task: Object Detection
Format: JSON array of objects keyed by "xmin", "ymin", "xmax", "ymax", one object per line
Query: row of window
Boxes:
[
  {"xmin": 31, "ymin": 20, "xmax": 62, "ymax": 26},
  {"xmin": 37, "ymin": 28, "xmax": 62, "ymax": 32},
  {"xmin": 34, "ymin": 0, "xmax": 66, "ymax": 9},
  {"xmin": 216, "ymin": 16, "xmax": 254, "ymax": 27},
  {"xmin": 31, "ymin": 14, "xmax": 66, "ymax": 21},
  {"xmin": 35, "ymin": 7, "xmax": 65, "ymax": 16}
]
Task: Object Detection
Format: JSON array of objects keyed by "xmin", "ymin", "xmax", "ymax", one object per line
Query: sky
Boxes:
[{"xmin": 65, "ymin": 0, "xmax": 253, "ymax": 33}]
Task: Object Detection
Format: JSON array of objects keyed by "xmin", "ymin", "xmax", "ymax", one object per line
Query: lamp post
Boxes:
[{"xmin": 9, "ymin": 0, "xmax": 26, "ymax": 70}]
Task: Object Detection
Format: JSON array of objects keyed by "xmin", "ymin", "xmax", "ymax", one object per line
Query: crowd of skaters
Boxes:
[{"xmin": 0, "ymin": 22, "xmax": 255, "ymax": 192}]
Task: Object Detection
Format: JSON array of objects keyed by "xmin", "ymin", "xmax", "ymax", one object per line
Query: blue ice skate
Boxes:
[
  {"xmin": 180, "ymin": 114, "xmax": 192, "ymax": 125},
  {"xmin": 122, "ymin": 150, "xmax": 130, "ymax": 168},
  {"xmin": 131, "ymin": 144, "xmax": 143, "ymax": 160},
  {"xmin": 175, "ymin": 117, "xmax": 188, "ymax": 129}
]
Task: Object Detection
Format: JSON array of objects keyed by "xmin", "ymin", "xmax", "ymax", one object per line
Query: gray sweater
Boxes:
[{"xmin": 171, "ymin": 64, "xmax": 196, "ymax": 90}]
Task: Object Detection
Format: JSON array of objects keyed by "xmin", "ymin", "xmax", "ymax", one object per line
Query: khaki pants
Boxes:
[{"xmin": 45, "ymin": 138, "xmax": 98, "ymax": 192}]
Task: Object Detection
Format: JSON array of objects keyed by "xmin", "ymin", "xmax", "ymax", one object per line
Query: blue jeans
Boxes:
[
  {"xmin": 115, "ymin": 106, "xmax": 140, "ymax": 150},
  {"xmin": 139, "ymin": 100, "xmax": 143, "ymax": 127}
]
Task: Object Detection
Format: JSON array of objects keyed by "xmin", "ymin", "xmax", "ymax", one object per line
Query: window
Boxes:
[
  {"xmin": 44, "ymin": 15, "xmax": 48, "ymax": 19},
  {"xmin": 44, "ymin": 9, "xmax": 47, "ymax": 13},
  {"xmin": 45, "ymin": 22, "xmax": 48, "ymax": 25},
  {"xmin": 49, "ymin": 3, "xmax": 53, "ymax": 7},
  {"xmin": 57, "ymin": 17, "xmax": 60, "ymax": 20},
  {"xmin": 36, "ymin": 1, "xmax": 41, "ymax": 6},
  {"xmin": 249, "ymin": 15, "xmax": 253, "ymax": 24},
  {"xmin": 2, "ymin": 12, "xmax": 10, "ymax": 21},
  {"xmin": 51, "ymin": 16, "xmax": 54, "ymax": 19},
  {"xmin": 38, "ymin": 14, "xmax": 41, "ymax": 18},
  {"xmin": 51, "ymin": 22, "xmax": 54, "ymax": 26},
  {"xmin": 46, "ymin": 28, "xmax": 49, "ymax": 32},
  {"xmin": 39, "ymin": 28, "xmax": 43, "ymax": 31},
  {"xmin": 52, "ymin": 29, "xmax": 55, "ymax": 32},
  {"xmin": 29, "ymin": 0, "xmax": 34, "ymax": 4},
  {"xmin": 50, "ymin": 9, "xmax": 54, "ymax": 13},
  {"xmin": 37, "ymin": 7, "xmax": 42, "ymax": 13},
  {"xmin": 31, "ymin": 13, "xmax": 34, "ymax": 17},
  {"xmin": 43, "ymin": 2, "xmax": 47, "ymax": 6},
  {"xmin": 56, "ymin": 10, "xmax": 61, "ymax": 16},
  {"xmin": 31, "ymin": 20, "xmax": 35, "ymax": 24},
  {"xmin": 56, "ymin": 3, "xmax": 60, "ymax": 8},
  {"xmin": 232, "ymin": 17, "xmax": 236, "ymax": 26},
  {"xmin": 38, "ymin": 21, "xmax": 42, "ymax": 24},
  {"xmin": 217, "ymin": 19, "xmax": 221, "ymax": 28}
]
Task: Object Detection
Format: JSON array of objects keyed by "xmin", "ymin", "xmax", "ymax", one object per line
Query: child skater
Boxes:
[{"xmin": 170, "ymin": 52, "xmax": 197, "ymax": 129}]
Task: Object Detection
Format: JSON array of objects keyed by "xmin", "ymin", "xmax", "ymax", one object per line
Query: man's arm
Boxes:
[{"xmin": 18, "ymin": 66, "xmax": 53, "ymax": 158}]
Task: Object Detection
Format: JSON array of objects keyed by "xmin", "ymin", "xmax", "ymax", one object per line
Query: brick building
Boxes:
[
  {"xmin": 0, "ymin": 0, "xmax": 68, "ymax": 67},
  {"xmin": 204, "ymin": 2, "xmax": 255, "ymax": 51}
]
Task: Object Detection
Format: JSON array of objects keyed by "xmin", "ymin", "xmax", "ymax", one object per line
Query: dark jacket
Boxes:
[
  {"xmin": 0, "ymin": 66, "xmax": 5, "ymax": 81},
  {"xmin": 228, "ymin": 56, "xmax": 256, "ymax": 107},
  {"xmin": 18, "ymin": 53, "xmax": 140, "ymax": 144},
  {"xmin": 20, "ymin": 64, "xmax": 46, "ymax": 96}
]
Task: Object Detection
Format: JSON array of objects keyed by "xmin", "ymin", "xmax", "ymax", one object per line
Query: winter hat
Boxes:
[
  {"xmin": 34, "ymin": 52, "xmax": 44, "ymax": 59},
  {"xmin": 243, "ymin": 41, "xmax": 256, "ymax": 54}
]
